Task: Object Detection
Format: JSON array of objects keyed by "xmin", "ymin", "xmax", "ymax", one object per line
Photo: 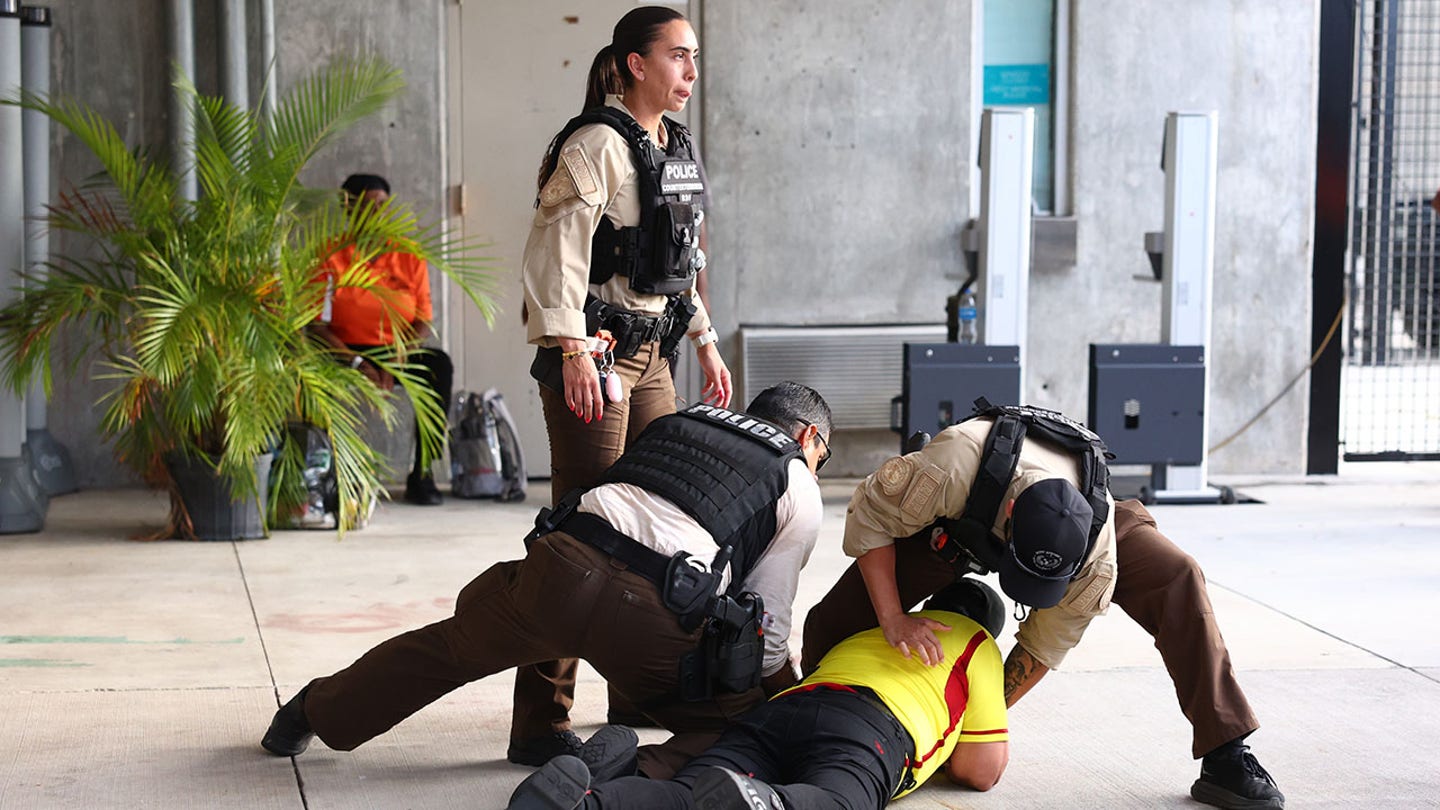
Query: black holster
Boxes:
[{"xmin": 679, "ymin": 591, "xmax": 765, "ymax": 702}]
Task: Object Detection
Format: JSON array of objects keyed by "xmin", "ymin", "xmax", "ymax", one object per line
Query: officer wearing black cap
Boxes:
[{"xmin": 802, "ymin": 404, "xmax": 1285, "ymax": 810}]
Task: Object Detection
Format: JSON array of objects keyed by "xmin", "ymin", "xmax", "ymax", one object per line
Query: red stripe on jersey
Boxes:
[
  {"xmin": 912, "ymin": 630, "xmax": 988, "ymax": 767},
  {"xmin": 958, "ymin": 728, "xmax": 1009, "ymax": 736}
]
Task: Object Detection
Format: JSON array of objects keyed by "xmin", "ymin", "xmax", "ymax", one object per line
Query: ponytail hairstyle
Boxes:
[
  {"xmin": 538, "ymin": 5, "xmax": 687, "ymax": 191},
  {"xmin": 583, "ymin": 5, "xmax": 687, "ymax": 109}
]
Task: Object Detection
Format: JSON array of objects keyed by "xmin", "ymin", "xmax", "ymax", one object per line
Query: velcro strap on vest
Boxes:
[{"xmin": 559, "ymin": 512, "xmax": 671, "ymax": 585}]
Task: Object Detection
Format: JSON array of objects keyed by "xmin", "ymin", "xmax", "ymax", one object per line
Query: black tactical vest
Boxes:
[
  {"xmin": 603, "ymin": 404, "xmax": 802, "ymax": 589},
  {"xmin": 937, "ymin": 399, "xmax": 1114, "ymax": 574},
  {"xmin": 538, "ymin": 106, "xmax": 706, "ymax": 296}
]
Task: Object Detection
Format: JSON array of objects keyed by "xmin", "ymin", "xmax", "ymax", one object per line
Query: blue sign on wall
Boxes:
[{"xmin": 983, "ymin": 64, "xmax": 1051, "ymax": 105}]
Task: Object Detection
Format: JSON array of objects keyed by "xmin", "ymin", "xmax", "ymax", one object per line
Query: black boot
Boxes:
[
  {"xmin": 576, "ymin": 725, "xmax": 638, "ymax": 784},
  {"xmin": 508, "ymin": 755, "xmax": 594, "ymax": 810},
  {"xmin": 507, "ymin": 729, "xmax": 584, "ymax": 767},
  {"xmin": 404, "ymin": 471, "xmax": 443, "ymax": 505},
  {"xmin": 261, "ymin": 684, "xmax": 315, "ymax": 757},
  {"xmin": 1192, "ymin": 741, "xmax": 1285, "ymax": 809},
  {"xmin": 691, "ymin": 766, "xmax": 785, "ymax": 810}
]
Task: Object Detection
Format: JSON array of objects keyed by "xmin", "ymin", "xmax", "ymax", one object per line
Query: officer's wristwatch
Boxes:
[{"xmin": 692, "ymin": 328, "xmax": 719, "ymax": 348}]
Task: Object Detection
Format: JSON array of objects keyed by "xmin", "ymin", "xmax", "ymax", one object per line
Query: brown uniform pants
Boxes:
[
  {"xmin": 514, "ymin": 342, "xmax": 677, "ymax": 746},
  {"xmin": 303, "ymin": 531, "xmax": 760, "ymax": 778},
  {"xmin": 800, "ymin": 499, "xmax": 1259, "ymax": 759}
]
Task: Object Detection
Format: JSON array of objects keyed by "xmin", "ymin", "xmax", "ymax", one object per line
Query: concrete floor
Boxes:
[{"xmin": 2, "ymin": 461, "xmax": 1439, "ymax": 809}]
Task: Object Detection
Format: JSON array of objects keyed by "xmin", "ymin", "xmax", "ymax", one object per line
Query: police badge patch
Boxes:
[{"xmin": 876, "ymin": 457, "xmax": 912, "ymax": 497}]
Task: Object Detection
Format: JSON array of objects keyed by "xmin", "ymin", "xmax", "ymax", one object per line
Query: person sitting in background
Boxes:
[{"xmin": 310, "ymin": 173, "xmax": 453, "ymax": 505}]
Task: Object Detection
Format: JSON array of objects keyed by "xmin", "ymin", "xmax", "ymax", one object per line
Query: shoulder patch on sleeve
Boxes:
[
  {"xmin": 538, "ymin": 168, "xmax": 576, "ymax": 208},
  {"xmin": 900, "ymin": 465, "xmax": 944, "ymax": 523},
  {"xmin": 876, "ymin": 457, "xmax": 913, "ymax": 497},
  {"xmin": 561, "ymin": 143, "xmax": 601, "ymax": 199}
]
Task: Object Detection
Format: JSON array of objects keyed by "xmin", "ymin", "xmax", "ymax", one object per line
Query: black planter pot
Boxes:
[{"xmin": 166, "ymin": 453, "xmax": 273, "ymax": 541}]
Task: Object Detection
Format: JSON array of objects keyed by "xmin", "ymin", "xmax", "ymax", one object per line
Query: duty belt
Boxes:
[
  {"xmin": 584, "ymin": 297, "xmax": 672, "ymax": 359},
  {"xmin": 557, "ymin": 511, "xmax": 673, "ymax": 586}
]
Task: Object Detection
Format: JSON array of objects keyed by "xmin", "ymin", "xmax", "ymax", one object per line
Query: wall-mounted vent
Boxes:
[{"xmin": 740, "ymin": 325, "xmax": 947, "ymax": 429}]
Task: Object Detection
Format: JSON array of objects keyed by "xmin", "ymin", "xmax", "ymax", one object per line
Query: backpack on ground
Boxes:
[{"xmin": 449, "ymin": 389, "xmax": 527, "ymax": 502}]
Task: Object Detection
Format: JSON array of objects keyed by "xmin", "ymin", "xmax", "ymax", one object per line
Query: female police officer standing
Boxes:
[{"xmin": 512, "ymin": 6, "xmax": 733, "ymax": 767}]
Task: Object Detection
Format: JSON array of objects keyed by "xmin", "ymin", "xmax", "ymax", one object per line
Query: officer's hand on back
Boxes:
[{"xmin": 878, "ymin": 613, "xmax": 952, "ymax": 667}]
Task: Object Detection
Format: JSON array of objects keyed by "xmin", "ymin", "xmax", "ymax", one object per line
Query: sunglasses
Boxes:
[{"xmin": 810, "ymin": 426, "xmax": 831, "ymax": 472}]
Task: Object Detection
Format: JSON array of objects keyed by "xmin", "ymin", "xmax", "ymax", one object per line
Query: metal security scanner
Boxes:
[
  {"xmin": 1089, "ymin": 111, "xmax": 1231, "ymax": 504},
  {"xmin": 894, "ymin": 108, "xmax": 1031, "ymax": 446}
]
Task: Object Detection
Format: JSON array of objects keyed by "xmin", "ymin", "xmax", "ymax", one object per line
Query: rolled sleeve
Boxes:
[{"xmin": 521, "ymin": 126, "xmax": 633, "ymax": 346}]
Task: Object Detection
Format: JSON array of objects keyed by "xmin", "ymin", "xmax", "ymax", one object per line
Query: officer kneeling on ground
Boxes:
[
  {"xmin": 510, "ymin": 578, "xmax": 1010, "ymax": 810},
  {"xmin": 801, "ymin": 400, "xmax": 1284, "ymax": 810},
  {"xmin": 261, "ymin": 382, "xmax": 832, "ymax": 781}
]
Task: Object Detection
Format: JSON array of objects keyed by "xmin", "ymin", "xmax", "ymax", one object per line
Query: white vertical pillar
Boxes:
[
  {"xmin": 169, "ymin": 0, "xmax": 196, "ymax": 201},
  {"xmin": 22, "ymin": 4, "xmax": 75, "ymax": 496},
  {"xmin": 977, "ymin": 107, "xmax": 1035, "ymax": 392},
  {"xmin": 1159, "ymin": 111, "xmax": 1219, "ymax": 493},
  {"xmin": 218, "ymin": 0, "xmax": 249, "ymax": 112},
  {"xmin": 0, "ymin": 1, "xmax": 27, "ymax": 461},
  {"xmin": 0, "ymin": 0, "xmax": 46, "ymax": 530}
]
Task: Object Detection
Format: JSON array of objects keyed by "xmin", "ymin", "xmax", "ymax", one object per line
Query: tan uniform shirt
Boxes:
[
  {"xmin": 580, "ymin": 458, "xmax": 823, "ymax": 677},
  {"xmin": 522, "ymin": 95, "xmax": 711, "ymax": 346},
  {"xmin": 843, "ymin": 418, "xmax": 1118, "ymax": 670}
]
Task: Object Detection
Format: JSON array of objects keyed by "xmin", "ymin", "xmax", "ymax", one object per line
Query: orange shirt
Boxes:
[{"xmin": 320, "ymin": 245, "xmax": 432, "ymax": 345}]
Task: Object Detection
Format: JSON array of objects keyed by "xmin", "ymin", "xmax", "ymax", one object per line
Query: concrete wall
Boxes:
[
  {"xmin": 702, "ymin": 0, "xmax": 978, "ymax": 333},
  {"xmin": 26, "ymin": 0, "xmax": 1321, "ymax": 488},
  {"xmin": 1049, "ymin": 0, "xmax": 1320, "ymax": 474},
  {"xmin": 34, "ymin": 0, "xmax": 446, "ymax": 488}
]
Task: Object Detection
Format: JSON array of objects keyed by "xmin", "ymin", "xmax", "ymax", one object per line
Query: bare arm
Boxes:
[
  {"xmin": 946, "ymin": 741, "xmax": 1009, "ymax": 791},
  {"xmin": 1002, "ymin": 644, "xmax": 1050, "ymax": 707},
  {"xmin": 857, "ymin": 546, "xmax": 950, "ymax": 666}
]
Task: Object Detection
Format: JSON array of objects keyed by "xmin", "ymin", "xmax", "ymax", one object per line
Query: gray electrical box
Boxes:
[
  {"xmin": 895, "ymin": 343, "xmax": 1021, "ymax": 446},
  {"xmin": 1088, "ymin": 344, "xmax": 1205, "ymax": 465}
]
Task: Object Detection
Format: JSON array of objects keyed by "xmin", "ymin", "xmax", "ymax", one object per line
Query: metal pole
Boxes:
[
  {"xmin": 0, "ymin": 0, "xmax": 47, "ymax": 531},
  {"xmin": 218, "ymin": 0, "xmax": 249, "ymax": 112},
  {"xmin": 168, "ymin": 0, "xmax": 196, "ymax": 201},
  {"xmin": 260, "ymin": 0, "xmax": 275, "ymax": 119},
  {"xmin": 21, "ymin": 5, "xmax": 74, "ymax": 495}
]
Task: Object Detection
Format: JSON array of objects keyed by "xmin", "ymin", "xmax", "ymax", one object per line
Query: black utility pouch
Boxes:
[
  {"xmin": 528, "ymin": 346, "xmax": 565, "ymax": 394},
  {"xmin": 633, "ymin": 202, "xmax": 697, "ymax": 295},
  {"xmin": 661, "ymin": 552, "xmax": 719, "ymax": 631}
]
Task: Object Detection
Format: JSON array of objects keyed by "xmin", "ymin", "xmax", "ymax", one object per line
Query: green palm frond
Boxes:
[{"xmin": 0, "ymin": 56, "xmax": 501, "ymax": 540}]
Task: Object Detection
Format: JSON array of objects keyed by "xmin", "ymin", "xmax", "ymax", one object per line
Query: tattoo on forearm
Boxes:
[{"xmin": 1003, "ymin": 647, "xmax": 1036, "ymax": 702}]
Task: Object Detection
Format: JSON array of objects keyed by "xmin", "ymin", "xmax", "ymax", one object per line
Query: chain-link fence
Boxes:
[{"xmin": 1344, "ymin": 0, "xmax": 1440, "ymax": 460}]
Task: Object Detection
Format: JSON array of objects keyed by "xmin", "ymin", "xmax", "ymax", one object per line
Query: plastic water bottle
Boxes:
[{"xmin": 957, "ymin": 290, "xmax": 979, "ymax": 345}]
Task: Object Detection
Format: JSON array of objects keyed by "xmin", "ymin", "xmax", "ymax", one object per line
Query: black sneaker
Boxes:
[
  {"xmin": 508, "ymin": 729, "xmax": 585, "ymax": 767},
  {"xmin": 691, "ymin": 766, "xmax": 785, "ymax": 810},
  {"xmin": 507, "ymin": 754, "xmax": 593, "ymax": 809},
  {"xmin": 1192, "ymin": 745, "xmax": 1285, "ymax": 809},
  {"xmin": 261, "ymin": 684, "xmax": 315, "ymax": 757},
  {"xmin": 577, "ymin": 725, "xmax": 638, "ymax": 783},
  {"xmin": 404, "ymin": 473, "xmax": 443, "ymax": 506}
]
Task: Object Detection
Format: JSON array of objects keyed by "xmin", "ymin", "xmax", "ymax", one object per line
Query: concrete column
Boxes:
[{"xmin": 21, "ymin": 4, "xmax": 75, "ymax": 495}]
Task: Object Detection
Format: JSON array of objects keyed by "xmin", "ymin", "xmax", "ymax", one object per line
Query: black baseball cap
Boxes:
[{"xmin": 997, "ymin": 478, "xmax": 1092, "ymax": 609}]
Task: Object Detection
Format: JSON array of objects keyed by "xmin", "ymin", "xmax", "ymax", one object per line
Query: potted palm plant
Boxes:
[{"xmin": 0, "ymin": 57, "xmax": 496, "ymax": 539}]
